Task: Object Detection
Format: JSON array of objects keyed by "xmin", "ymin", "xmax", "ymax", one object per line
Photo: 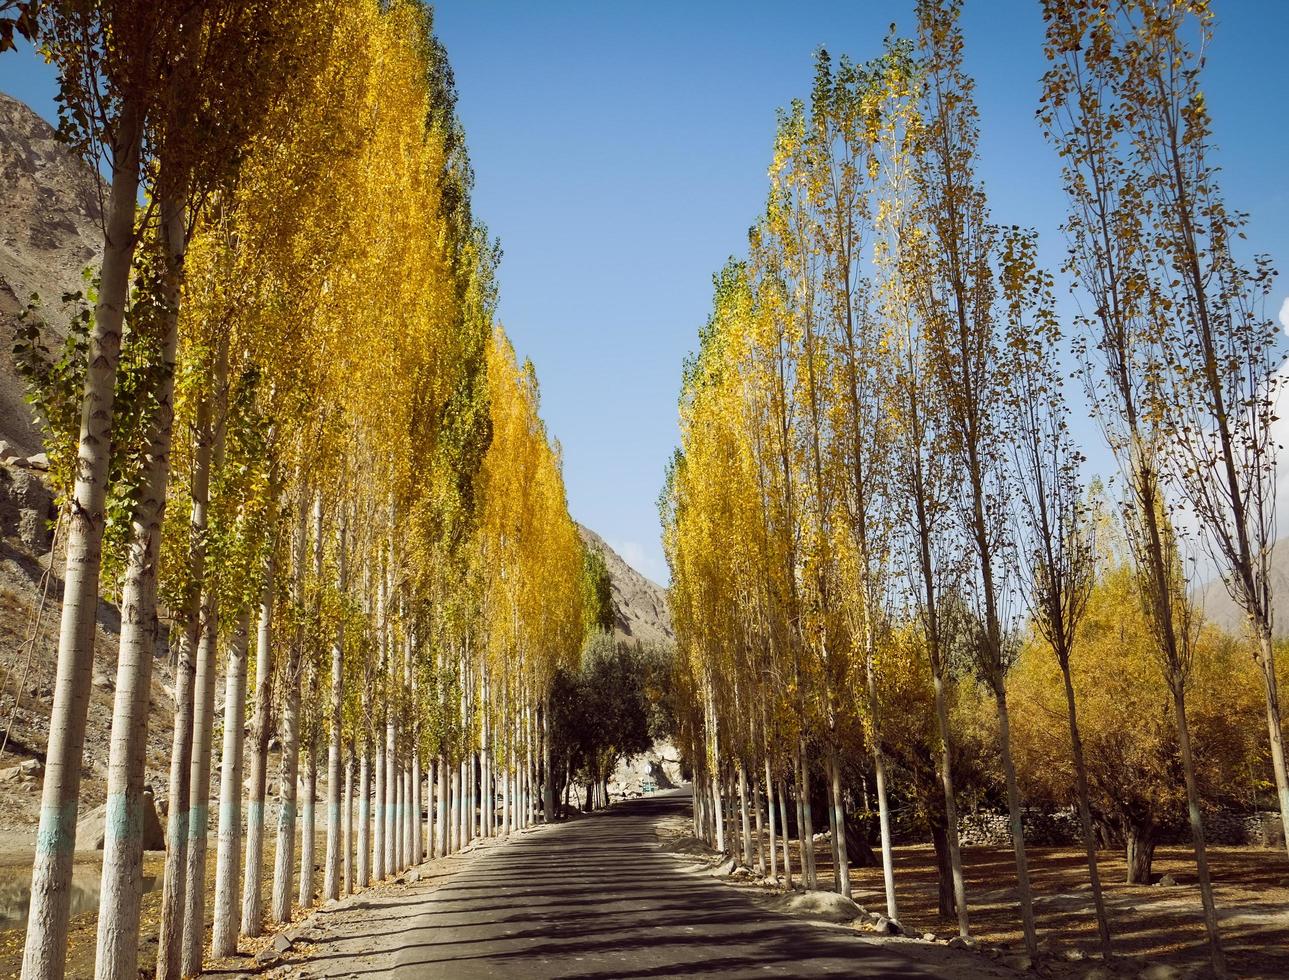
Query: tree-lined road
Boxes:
[{"xmin": 286, "ymin": 791, "xmax": 980, "ymax": 979}]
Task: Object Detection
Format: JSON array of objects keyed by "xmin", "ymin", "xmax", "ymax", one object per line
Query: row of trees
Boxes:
[
  {"xmin": 7, "ymin": 2, "xmax": 590, "ymax": 979},
  {"xmin": 661, "ymin": 1, "xmax": 1282, "ymax": 975}
]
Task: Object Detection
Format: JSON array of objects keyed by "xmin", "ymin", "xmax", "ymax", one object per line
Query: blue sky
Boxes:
[{"xmin": 3, "ymin": 2, "xmax": 1287, "ymax": 585}]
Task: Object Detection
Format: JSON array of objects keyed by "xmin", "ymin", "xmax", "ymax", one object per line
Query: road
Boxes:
[{"xmin": 276, "ymin": 791, "xmax": 987, "ymax": 979}]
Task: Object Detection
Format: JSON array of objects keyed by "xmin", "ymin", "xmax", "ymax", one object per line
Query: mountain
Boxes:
[
  {"xmin": 0, "ymin": 91, "xmax": 103, "ymax": 457},
  {"xmin": 575, "ymin": 523, "xmax": 673, "ymax": 648},
  {"xmin": 1195, "ymin": 541, "xmax": 1289, "ymax": 639}
]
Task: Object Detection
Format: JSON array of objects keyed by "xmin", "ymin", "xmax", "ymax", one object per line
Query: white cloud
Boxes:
[{"xmin": 1279, "ymin": 296, "xmax": 1289, "ymax": 337}]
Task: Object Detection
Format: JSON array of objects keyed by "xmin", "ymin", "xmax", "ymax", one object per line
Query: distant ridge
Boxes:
[
  {"xmin": 1195, "ymin": 540, "xmax": 1289, "ymax": 640},
  {"xmin": 575, "ymin": 523, "xmax": 673, "ymax": 647}
]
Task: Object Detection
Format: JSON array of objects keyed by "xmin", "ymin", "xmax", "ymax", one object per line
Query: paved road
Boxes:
[{"xmin": 292, "ymin": 791, "xmax": 967, "ymax": 979}]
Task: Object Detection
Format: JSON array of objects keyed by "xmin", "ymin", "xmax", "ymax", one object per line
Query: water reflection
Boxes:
[{"xmin": 0, "ymin": 873, "xmax": 159, "ymax": 931}]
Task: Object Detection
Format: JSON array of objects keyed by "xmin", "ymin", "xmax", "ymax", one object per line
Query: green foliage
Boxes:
[{"xmin": 581, "ymin": 544, "xmax": 613, "ymax": 635}]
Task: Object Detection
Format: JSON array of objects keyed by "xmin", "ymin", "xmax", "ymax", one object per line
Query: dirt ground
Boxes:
[{"xmin": 814, "ymin": 839, "xmax": 1289, "ymax": 979}]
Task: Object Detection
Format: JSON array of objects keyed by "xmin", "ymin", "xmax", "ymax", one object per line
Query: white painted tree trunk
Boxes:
[
  {"xmin": 777, "ymin": 779, "xmax": 792, "ymax": 889},
  {"xmin": 297, "ymin": 737, "xmax": 317, "ymax": 907},
  {"xmin": 324, "ymin": 522, "xmax": 346, "ymax": 899},
  {"xmin": 436, "ymin": 756, "xmax": 447, "ymax": 856},
  {"xmin": 357, "ymin": 748, "xmax": 371, "ymax": 888},
  {"xmin": 22, "ymin": 99, "xmax": 143, "ymax": 980},
  {"xmin": 160, "ymin": 332, "xmax": 222, "ymax": 980},
  {"xmin": 181, "ymin": 598, "xmax": 221, "ymax": 976},
  {"xmin": 211, "ymin": 610, "xmax": 251, "ymax": 958},
  {"xmin": 737, "ymin": 764, "xmax": 752, "ymax": 868},
  {"xmin": 270, "ymin": 495, "xmax": 308, "ymax": 923},
  {"xmin": 373, "ymin": 726, "xmax": 385, "ymax": 879},
  {"xmin": 241, "ymin": 559, "xmax": 275, "ymax": 937},
  {"xmin": 752, "ymin": 776, "xmax": 765, "ymax": 876},
  {"xmin": 343, "ymin": 746, "xmax": 354, "ymax": 894},
  {"xmin": 94, "ymin": 194, "xmax": 180, "ymax": 980},
  {"xmin": 449, "ymin": 765, "xmax": 460, "ymax": 853},
  {"xmin": 764, "ymin": 758, "xmax": 777, "ymax": 881},
  {"xmin": 384, "ymin": 720, "xmax": 397, "ymax": 871}
]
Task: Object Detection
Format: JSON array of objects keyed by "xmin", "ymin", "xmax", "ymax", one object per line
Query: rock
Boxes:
[
  {"xmin": 406, "ymin": 866, "xmax": 421, "ymax": 883},
  {"xmin": 0, "ymin": 464, "xmax": 56, "ymax": 550},
  {"xmin": 1154, "ymin": 873, "xmax": 1178, "ymax": 887},
  {"xmin": 254, "ymin": 947, "xmax": 281, "ymax": 964},
  {"xmin": 26, "ymin": 452, "xmax": 49, "ymax": 470},
  {"xmin": 0, "ymin": 758, "xmax": 42, "ymax": 782},
  {"xmin": 731, "ymin": 864, "xmax": 754, "ymax": 879},
  {"xmin": 92, "ymin": 671, "xmax": 114, "ymax": 691},
  {"xmin": 1003, "ymin": 953, "xmax": 1034, "ymax": 972},
  {"xmin": 708, "ymin": 858, "xmax": 736, "ymax": 877},
  {"xmin": 873, "ymin": 915, "xmax": 903, "ymax": 936},
  {"xmin": 1062, "ymin": 948, "xmax": 1088, "ymax": 962},
  {"xmin": 768, "ymin": 890, "xmax": 865, "ymax": 924},
  {"xmin": 921, "ymin": 932, "xmax": 938, "ymax": 943},
  {"xmin": 1081, "ymin": 968, "xmax": 1115, "ymax": 980},
  {"xmin": 271, "ymin": 933, "xmax": 293, "ymax": 953},
  {"xmin": 76, "ymin": 792, "xmax": 165, "ymax": 850},
  {"xmin": 947, "ymin": 935, "xmax": 977, "ymax": 950},
  {"xmin": 1137, "ymin": 966, "xmax": 1181, "ymax": 980}
]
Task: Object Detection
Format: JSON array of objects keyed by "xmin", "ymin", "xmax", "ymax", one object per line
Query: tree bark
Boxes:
[
  {"xmin": 210, "ymin": 611, "xmax": 250, "ymax": 958},
  {"xmin": 931, "ymin": 658, "xmax": 969, "ymax": 937},
  {"xmin": 323, "ymin": 520, "xmax": 346, "ymax": 899},
  {"xmin": 270, "ymin": 492, "xmax": 308, "ymax": 923},
  {"xmin": 1171, "ymin": 682, "xmax": 1226, "ymax": 976},
  {"xmin": 357, "ymin": 747, "xmax": 371, "ymax": 888},
  {"xmin": 1060, "ymin": 663, "xmax": 1112, "ymax": 957},
  {"xmin": 1124, "ymin": 817, "xmax": 1155, "ymax": 885},
  {"xmin": 994, "ymin": 687, "xmax": 1038, "ymax": 958},
  {"xmin": 241, "ymin": 557, "xmax": 275, "ymax": 937},
  {"xmin": 93, "ymin": 185, "xmax": 178, "ymax": 980},
  {"xmin": 22, "ymin": 96, "xmax": 144, "ymax": 980}
]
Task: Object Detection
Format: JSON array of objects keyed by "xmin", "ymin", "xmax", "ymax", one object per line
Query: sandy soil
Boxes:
[{"xmin": 688, "ymin": 820, "xmax": 1289, "ymax": 980}]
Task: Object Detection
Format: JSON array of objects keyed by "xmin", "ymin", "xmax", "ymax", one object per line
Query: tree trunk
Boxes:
[
  {"xmin": 752, "ymin": 775, "xmax": 765, "ymax": 877},
  {"xmin": 763, "ymin": 758, "xmax": 776, "ymax": 881},
  {"xmin": 93, "ymin": 189, "xmax": 179, "ymax": 980},
  {"xmin": 777, "ymin": 779, "xmax": 792, "ymax": 889},
  {"xmin": 1060, "ymin": 663, "xmax": 1112, "ymax": 958},
  {"xmin": 1170, "ymin": 682, "xmax": 1226, "ymax": 976},
  {"xmin": 1124, "ymin": 817, "xmax": 1155, "ymax": 885},
  {"xmin": 181, "ymin": 595, "xmax": 221, "ymax": 976},
  {"xmin": 324, "ymin": 521, "xmax": 346, "ymax": 899},
  {"xmin": 373, "ymin": 725, "xmax": 386, "ymax": 878},
  {"xmin": 384, "ymin": 718, "xmax": 396, "ymax": 871},
  {"xmin": 270, "ymin": 495, "xmax": 308, "ymax": 923},
  {"xmin": 737, "ymin": 763, "xmax": 752, "ymax": 868},
  {"xmin": 797, "ymin": 743, "xmax": 816, "ymax": 889},
  {"xmin": 22, "ymin": 98, "xmax": 143, "ymax": 980},
  {"xmin": 343, "ymin": 746, "xmax": 354, "ymax": 894},
  {"xmin": 211, "ymin": 610, "xmax": 251, "ymax": 958},
  {"xmin": 994, "ymin": 687, "xmax": 1039, "ymax": 958},
  {"xmin": 160, "ymin": 332, "xmax": 222, "ymax": 980},
  {"xmin": 297, "ymin": 733, "xmax": 317, "ymax": 907},
  {"xmin": 357, "ymin": 747, "xmax": 371, "ymax": 888},
  {"xmin": 241, "ymin": 558, "xmax": 275, "ymax": 937},
  {"xmin": 930, "ymin": 820, "xmax": 955, "ymax": 919},
  {"xmin": 1255, "ymin": 631, "xmax": 1289, "ymax": 859},
  {"xmin": 435, "ymin": 755, "xmax": 447, "ymax": 856},
  {"xmin": 931, "ymin": 658, "xmax": 970, "ymax": 937},
  {"xmin": 829, "ymin": 752, "xmax": 852, "ymax": 900}
]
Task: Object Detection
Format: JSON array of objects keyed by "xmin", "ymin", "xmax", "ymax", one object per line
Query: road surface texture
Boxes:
[{"xmin": 251, "ymin": 791, "xmax": 1008, "ymax": 979}]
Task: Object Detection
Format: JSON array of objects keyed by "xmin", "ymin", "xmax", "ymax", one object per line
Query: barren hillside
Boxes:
[
  {"xmin": 575, "ymin": 523, "xmax": 672, "ymax": 647},
  {"xmin": 0, "ymin": 91, "xmax": 103, "ymax": 457}
]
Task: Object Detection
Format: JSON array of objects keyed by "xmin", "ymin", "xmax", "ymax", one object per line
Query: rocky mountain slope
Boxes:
[
  {"xmin": 0, "ymin": 91, "xmax": 103, "ymax": 457},
  {"xmin": 575, "ymin": 523, "xmax": 672, "ymax": 647},
  {"xmin": 1196, "ymin": 546, "xmax": 1289, "ymax": 639}
]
